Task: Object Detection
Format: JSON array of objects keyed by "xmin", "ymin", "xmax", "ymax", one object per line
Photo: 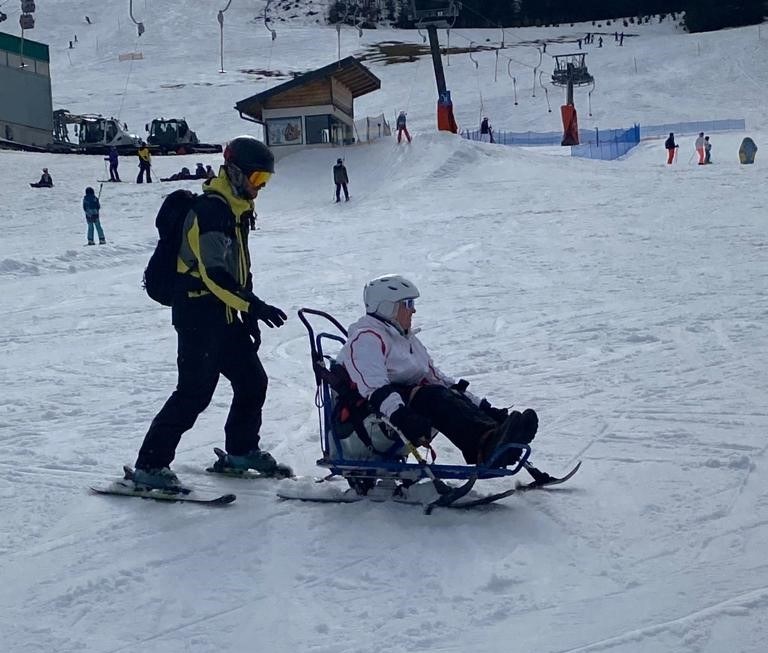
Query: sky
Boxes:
[{"xmin": 1, "ymin": 2, "xmax": 767, "ymax": 652}]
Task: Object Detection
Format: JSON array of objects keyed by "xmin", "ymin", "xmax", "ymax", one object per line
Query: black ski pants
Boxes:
[
  {"xmin": 135, "ymin": 320, "xmax": 268, "ymax": 470},
  {"xmin": 109, "ymin": 162, "xmax": 120, "ymax": 182},
  {"xmin": 403, "ymin": 385, "xmax": 498, "ymax": 464},
  {"xmin": 335, "ymin": 182, "xmax": 349, "ymax": 201},
  {"xmin": 137, "ymin": 161, "xmax": 152, "ymax": 183}
]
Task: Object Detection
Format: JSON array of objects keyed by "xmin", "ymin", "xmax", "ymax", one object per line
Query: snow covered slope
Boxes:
[{"xmin": 1, "ymin": 3, "xmax": 767, "ymax": 652}]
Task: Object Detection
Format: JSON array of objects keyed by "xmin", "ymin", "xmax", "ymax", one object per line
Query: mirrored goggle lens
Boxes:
[
  {"xmin": 401, "ymin": 298, "xmax": 416, "ymax": 309},
  {"xmin": 248, "ymin": 170, "xmax": 272, "ymax": 187}
]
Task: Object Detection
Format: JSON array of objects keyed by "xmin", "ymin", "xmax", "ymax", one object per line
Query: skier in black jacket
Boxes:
[{"xmin": 132, "ymin": 136, "xmax": 291, "ymax": 490}]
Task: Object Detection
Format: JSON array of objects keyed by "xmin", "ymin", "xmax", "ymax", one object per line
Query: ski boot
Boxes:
[
  {"xmin": 479, "ymin": 409, "xmax": 539, "ymax": 468},
  {"xmin": 207, "ymin": 447, "xmax": 293, "ymax": 478},
  {"xmin": 130, "ymin": 466, "xmax": 184, "ymax": 491}
]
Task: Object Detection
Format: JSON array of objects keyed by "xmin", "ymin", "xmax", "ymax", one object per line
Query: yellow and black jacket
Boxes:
[
  {"xmin": 138, "ymin": 146, "xmax": 152, "ymax": 164},
  {"xmin": 173, "ymin": 170, "xmax": 258, "ymax": 328}
]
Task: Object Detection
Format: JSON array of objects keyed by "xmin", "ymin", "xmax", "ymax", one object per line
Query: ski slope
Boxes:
[{"xmin": 1, "ymin": 2, "xmax": 767, "ymax": 652}]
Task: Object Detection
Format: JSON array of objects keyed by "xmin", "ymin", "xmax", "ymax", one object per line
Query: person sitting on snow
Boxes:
[
  {"xmin": 336, "ymin": 274, "xmax": 539, "ymax": 468},
  {"xmin": 31, "ymin": 168, "xmax": 54, "ymax": 188},
  {"xmin": 194, "ymin": 162, "xmax": 207, "ymax": 179}
]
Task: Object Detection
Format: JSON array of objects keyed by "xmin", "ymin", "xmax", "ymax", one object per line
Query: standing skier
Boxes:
[
  {"xmin": 136, "ymin": 142, "xmax": 152, "ymax": 183},
  {"xmin": 695, "ymin": 132, "xmax": 706, "ymax": 165},
  {"xmin": 664, "ymin": 132, "xmax": 678, "ymax": 164},
  {"xmin": 333, "ymin": 158, "xmax": 349, "ymax": 202},
  {"xmin": 396, "ymin": 111, "xmax": 411, "ymax": 144},
  {"xmin": 335, "ymin": 275, "xmax": 539, "ymax": 468},
  {"xmin": 83, "ymin": 186, "xmax": 106, "ymax": 245},
  {"xmin": 131, "ymin": 136, "xmax": 290, "ymax": 490},
  {"xmin": 704, "ymin": 136, "xmax": 712, "ymax": 164},
  {"xmin": 105, "ymin": 146, "xmax": 120, "ymax": 182}
]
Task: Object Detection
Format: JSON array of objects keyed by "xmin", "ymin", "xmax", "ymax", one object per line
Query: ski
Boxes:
[
  {"xmin": 91, "ymin": 466, "xmax": 235, "ymax": 505},
  {"xmin": 518, "ymin": 461, "xmax": 582, "ymax": 491},
  {"xmin": 277, "ymin": 476, "xmax": 502, "ymax": 511},
  {"xmin": 205, "ymin": 447, "xmax": 293, "ymax": 479}
]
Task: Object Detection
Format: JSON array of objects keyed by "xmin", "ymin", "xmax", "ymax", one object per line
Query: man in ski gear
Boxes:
[
  {"xmin": 664, "ymin": 132, "xmax": 678, "ymax": 164},
  {"xmin": 704, "ymin": 136, "xmax": 712, "ymax": 164},
  {"xmin": 132, "ymin": 135, "xmax": 290, "ymax": 490},
  {"xmin": 194, "ymin": 163, "xmax": 207, "ymax": 179},
  {"xmin": 83, "ymin": 186, "xmax": 106, "ymax": 245},
  {"xmin": 105, "ymin": 146, "xmax": 120, "ymax": 181},
  {"xmin": 479, "ymin": 117, "xmax": 493, "ymax": 143},
  {"xmin": 336, "ymin": 275, "xmax": 538, "ymax": 468},
  {"xmin": 695, "ymin": 132, "xmax": 706, "ymax": 165},
  {"xmin": 136, "ymin": 142, "xmax": 152, "ymax": 183},
  {"xmin": 396, "ymin": 111, "xmax": 411, "ymax": 144},
  {"xmin": 31, "ymin": 168, "xmax": 53, "ymax": 188},
  {"xmin": 333, "ymin": 158, "xmax": 349, "ymax": 202}
]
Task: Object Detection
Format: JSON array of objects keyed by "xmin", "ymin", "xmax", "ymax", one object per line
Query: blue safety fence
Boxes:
[
  {"xmin": 462, "ymin": 128, "xmax": 580, "ymax": 146},
  {"xmin": 571, "ymin": 124, "xmax": 640, "ymax": 160}
]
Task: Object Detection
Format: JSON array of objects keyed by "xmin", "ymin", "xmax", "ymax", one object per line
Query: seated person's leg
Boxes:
[{"xmin": 409, "ymin": 385, "xmax": 497, "ymax": 464}]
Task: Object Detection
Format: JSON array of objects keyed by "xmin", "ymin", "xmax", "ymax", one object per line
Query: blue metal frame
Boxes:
[{"xmin": 297, "ymin": 308, "xmax": 529, "ymax": 482}]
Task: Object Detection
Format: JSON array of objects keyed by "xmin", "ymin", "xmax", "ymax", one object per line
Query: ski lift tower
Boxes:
[
  {"xmin": 550, "ymin": 53, "xmax": 593, "ymax": 146},
  {"xmin": 409, "ymin": 0, "xmax": 461, "ymax": 133}
]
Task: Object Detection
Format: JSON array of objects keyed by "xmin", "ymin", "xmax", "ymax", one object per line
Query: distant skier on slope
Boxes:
[
  {"xmin": 665, "ymin": 132, "xmax": 679, "ymax": 164},
  {"xmin": 396, "ymin": 111, "xmax": 411, "ymax": 144},
  {"xmin": 333, "ymin": 158, "xmax": 349, "ymax": 202},
  {"xmin": 335, "ymin": 275, "xmax": 539, "ymax": 469},
  {"xmin": 30, "ymin": 168, "xmax": 53, "ymax": 188},
  {"xmin": 695, "ymin": 132, "xmax": 706, "ymax": 165},
  {"xmin": 104, "ymin": 146, "xmax": 120, "ymax": 182},
  {"xmin": 83, "ymin": 186, "xmax": 106, "ymax": 245}
]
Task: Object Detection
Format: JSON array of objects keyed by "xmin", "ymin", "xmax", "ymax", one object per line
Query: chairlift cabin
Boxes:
[{"xmin": 551, "ymin": 53, "xmax": 593, "ymax": 87}]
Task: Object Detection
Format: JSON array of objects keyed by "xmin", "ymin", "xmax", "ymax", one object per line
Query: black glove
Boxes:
[
  {"xmin": 451, "ymin": 379, "xmax": 470, "ymax": 394},
  {"xmin": 248, "ymin": 299, "xmax": 287, "ymax": 328},
  {"xmin": 480, "ymin": 398, "xmax": 508, "ymax": 423},
  {"xmin": 389, "ymin": 405, "xmax": 432, "ymax": 445}
]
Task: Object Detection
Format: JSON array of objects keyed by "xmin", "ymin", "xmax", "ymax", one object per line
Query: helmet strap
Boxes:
[{"xmin": 224, "ymin": 162, "xmax": 250, "ymax": 199}]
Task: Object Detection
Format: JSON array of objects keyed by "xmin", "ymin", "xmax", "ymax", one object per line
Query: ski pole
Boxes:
[
  {"xmin": 97, "ymin": 182, "xmax": 104, "ymax": 199},
  {"xmin": 378, "ymin": 414, "xmax": 475, "ymax": 499}
]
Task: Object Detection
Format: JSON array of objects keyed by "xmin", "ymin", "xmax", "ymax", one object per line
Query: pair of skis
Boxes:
[
  {"xmin": 274, "ymin": 461, "xmax": 582, "ymax": 513},
  {"xmin": 91, "ymin": 459, "xmax": 581, "ymax": 511},
  {"xmin": 90, "ymin": 448, "xmax": 293, "ymax": 506}
]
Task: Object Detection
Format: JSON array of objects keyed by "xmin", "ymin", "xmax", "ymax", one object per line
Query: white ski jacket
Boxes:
[{"xmin": 338, "ymin": 314, "xmax": 457, "ymax": 418}]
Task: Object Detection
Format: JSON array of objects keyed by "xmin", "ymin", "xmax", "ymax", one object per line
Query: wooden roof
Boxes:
[{"xmin": 235, "ymin": 56, "xmax": 380, "ymax": 123}]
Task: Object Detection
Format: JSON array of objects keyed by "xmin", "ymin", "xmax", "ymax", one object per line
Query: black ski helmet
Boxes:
[{"xmin": 224, "ymin": 136, "xmax": 274, "ymax": 175}]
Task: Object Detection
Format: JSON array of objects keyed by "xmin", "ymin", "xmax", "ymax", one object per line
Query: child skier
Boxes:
[{"xmin": 83, "ymin": 186, "xmax": 106, "ymax": 245}]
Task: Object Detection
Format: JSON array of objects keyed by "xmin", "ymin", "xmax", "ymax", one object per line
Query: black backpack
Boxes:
[{"xmin": 143, "ymin": 189, "xmax": 197, "ymax": 306}]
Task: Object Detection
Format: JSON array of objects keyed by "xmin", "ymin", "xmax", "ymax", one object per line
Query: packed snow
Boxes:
[{"xmin": 1, "ymin": 2, "xmax": 767, "ymax": 652}]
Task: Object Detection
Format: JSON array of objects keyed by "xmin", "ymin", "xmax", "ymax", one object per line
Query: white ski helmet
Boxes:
[{"xmin": 364, "ymin": 274, "xmax": 420, "ymax": 320}]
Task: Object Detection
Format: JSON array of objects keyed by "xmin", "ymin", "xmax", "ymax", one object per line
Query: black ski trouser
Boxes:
[
  {"xmin": 335, "ymin": 182, "xmax": 349, "ymax": 201},
  {"xmin": 109, "ymin": 162, "xmax": 120, "ymax": 181},
  {"xmin": 405, "ymin": 385, "xmax": 498, "ymax": 464},
  {"xmin": 135, "ymin": 319, "xmax": 268, "ymax": 469},
  {"xmin": 137, "ymin": 161, "xmax": 152, "ymax": 183}
]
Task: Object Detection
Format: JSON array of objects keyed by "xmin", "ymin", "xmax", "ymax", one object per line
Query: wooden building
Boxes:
[{"xmin": 235, "ymin": 57, "xmax": 380, "ymax": 157}]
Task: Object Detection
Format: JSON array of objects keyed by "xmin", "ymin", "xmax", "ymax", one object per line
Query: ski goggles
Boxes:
[
  {"xmin": 401, "ymin": 298, "xmax": 416, "ymax": 310},
  {"xmin": 248, "ymin": 170, "xmax": 272, "ymax": 188}
]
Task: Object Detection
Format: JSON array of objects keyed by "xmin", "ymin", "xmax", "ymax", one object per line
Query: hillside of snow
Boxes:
[{"xmin": 1, "ymin": 2, "xmax": 767, "ymax": 653}]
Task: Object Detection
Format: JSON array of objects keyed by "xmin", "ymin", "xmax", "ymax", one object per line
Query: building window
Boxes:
[
  {"xmin": 266, "ymin": 116, "xmax": 303, "ymax": 146},
  {"xmin": 305, "ymin": 115, "xmax": 331, "ymax": 145}
]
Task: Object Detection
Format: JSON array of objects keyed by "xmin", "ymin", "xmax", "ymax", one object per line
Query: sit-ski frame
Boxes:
[{"xmin": 297, "ymin": 308, "xmax": 531, "ymax": 484}]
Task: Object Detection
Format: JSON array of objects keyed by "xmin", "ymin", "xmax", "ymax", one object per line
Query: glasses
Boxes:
[
  {"xmin": 401, "ymin": 298, "xmax": 416, "ymax": 310},
  {"xmin": 248, "ymin": 170, "xmax": 272, "ymax": 188}
]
